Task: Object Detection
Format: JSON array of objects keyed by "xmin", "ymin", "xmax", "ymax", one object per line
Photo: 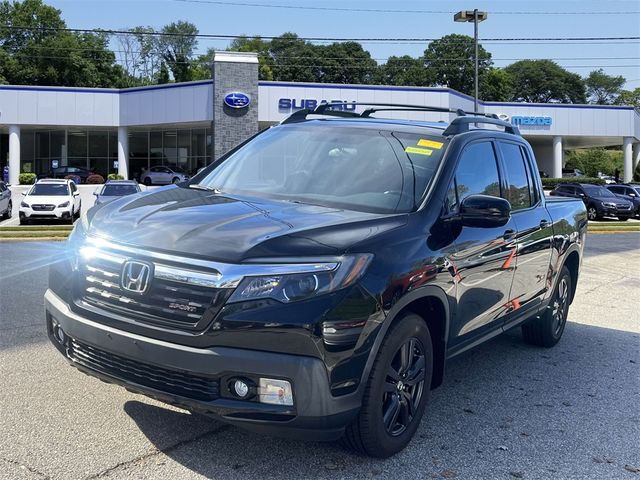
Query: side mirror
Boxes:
[
  {"xmin": 459, "ymin": 194, "xmax": 511, "ymax": 228},
  {"xmin": 93, "ymin": 191, "xmax": 98, "ymax": 196},
  {"xmin": 21, "ymin": 192, "xmax": 27, "ymax": 196},
  {"xmin": 73, "ymin": 191, "xmax": 80, "ymax": 196}
]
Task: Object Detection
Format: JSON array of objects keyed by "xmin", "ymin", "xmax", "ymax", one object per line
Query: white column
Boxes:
[
  {"xmin": 8, "ymin": 125, "xmax": 20, "ymax": 185},
  {"xmin": 552, "ymin": 136, "xmax": 563, "ymax": 178},
  {"xmin": 632, "ymin": 142, "xmax": 640, "ymax": 173},
  {"xmin": 117, "ymin": 127, "xmax": 129, "ymax": 180},
  {"xmin": 623, "ymin": 137, "xmax": 633, "ymax": 183}
]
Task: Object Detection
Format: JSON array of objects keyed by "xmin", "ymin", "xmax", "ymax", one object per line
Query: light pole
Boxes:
[{"xmin": 454, "ymin": 9, "xmax": 488, "ymax": 113}]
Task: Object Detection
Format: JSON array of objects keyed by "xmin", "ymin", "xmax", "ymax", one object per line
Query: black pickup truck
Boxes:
[{"xmin": 46, "ymin": 104, "xmax": 587, "ymax": 458}]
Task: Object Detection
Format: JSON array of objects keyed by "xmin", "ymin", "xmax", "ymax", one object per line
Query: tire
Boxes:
[
  {"xmin": 143, "ymin": 177, "xmax": 152, "ymax": 186},
  {"xmin": 586, "ymin": 205, "xmax": 599, "ymax": 221},
  {"xmin": 522, "ymin": 265, "xmax": 572, "ymax": 348},
  {"xmin": 172, "ymin": 177, "xmax": 180, "ymax": 184},
  {"xmin": 342, "ymin": 313, "xmax": 433, "ymax": 458},
  {"xmin": 617, "ymin": 216, "xmax": 629, "ymax": 221},
  {"xmin": 2, "ymin": 201, "xmax": 11, "ymax": 220},
  {"xmin": 19, "ymin": 218, "xmax": 29, "ymax": 225}
]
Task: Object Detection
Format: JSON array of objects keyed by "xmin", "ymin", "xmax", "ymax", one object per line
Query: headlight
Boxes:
[
  {"xmin": 58, "ymin": 201, "xmax": 70, "ymax": 208},
  {"xmin": 228, "ymin": 254, "xmax": 373, "ymax": 303},
  {"xmin": 20, "ymin": 201, "xmax": 29, "ymax": 208},
  {"xmin": 602, "ymin": 202, "xmax": 616, "ymax": 208}
]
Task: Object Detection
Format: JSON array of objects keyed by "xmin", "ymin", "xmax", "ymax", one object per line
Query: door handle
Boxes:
[
  {"xmin": 502, "ymin": 229, "xmax": 516, "ymax": 241},
  {"xmin": 539, "ymin": 219, "xmax": 550, "ymax": 229}
]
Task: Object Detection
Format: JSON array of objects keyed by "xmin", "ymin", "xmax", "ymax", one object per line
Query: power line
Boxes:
[
  {"xmin": 168, "ymin": 0, "xmax": 640, "ymax": 16},
  {"xmin": 2, "ymin": 25, "xmax": 639, "ymax": 43}
]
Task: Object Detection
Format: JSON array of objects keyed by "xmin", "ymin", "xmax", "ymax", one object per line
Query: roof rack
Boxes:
[{"xmin": 279, "ymin": 102, "xmax": 518, "ymax": 135}]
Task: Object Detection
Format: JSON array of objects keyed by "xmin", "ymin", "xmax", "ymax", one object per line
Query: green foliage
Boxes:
[
  {"xmin": 505, "ymin": 60, "xmax": 586, "ymax": 103},
  {"xmin": 565, "ymin": 148, "xmax": 623, "ymax": 177},
  {"xmin": 585, "ymin": 69, "xmax": 625, "ymax": 105},
  {"xmin": 376, "ymin": 55, "xmax": 429, "ymax": 86},
  {"xmin": 269, "ymin": 33, "xmax": 321, "ymax": 83},
  {"xmin": 0, "ymin": 0, "xmax": 126, "ymax": 87},
  {"xmin": 158, "ymin": 21, "xmax": 198, "ymax": 82},
  {"xmin": 107, "ymin": 173, "xmax": 124, "ymax": 180},
  {"xmin": 480, "ymin": 68, "xmax": 514, "ymax": 102},
  {"xmin": 541, "ymin": 177, "xmax": 605, "ymax": 189},
  {"xmin": 423, "ymin": 34, "xmax": 492, "ymax": 96},
  {"xmin": 317, "ymin": 42, "xmax": 377, "ymax": 84},
  {"xmin": 18, "ymin": 173, "xmax": 36, "ymax": 184},
  {"xmin": 615, "ymin": 88, "xmax": 640, "ymax": 109},
  {"xmin": 228, "ymin": 36, "xmax": 273, "ymax": 80}
]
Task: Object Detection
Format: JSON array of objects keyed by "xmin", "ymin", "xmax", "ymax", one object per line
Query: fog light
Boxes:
[
  {"xmin": 53, "ymin": 323, "xmax": 65, "ymax": 344},
  {"xmin": 233, "ymin": 379, "xmax": 250, "ymax": 398},
  {"xmin": 258, "ymin": 378, "xmax": 293, "ymax": 406}
]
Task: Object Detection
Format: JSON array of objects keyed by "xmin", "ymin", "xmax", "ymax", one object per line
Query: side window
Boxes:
[
  {"xmin": 521, "ymin": 146, "xmax": 540, "ymax": 205},
  {"xmin": 498, "ymin": 142, "xmax": 531, "ymax": 211},
  {"xmin": 574, "ymin": 186, "xmax": 584, "ymax": 196},
  {"xmin": 448, "ymin": 141, "xmax": 501, "ymax": 212}
]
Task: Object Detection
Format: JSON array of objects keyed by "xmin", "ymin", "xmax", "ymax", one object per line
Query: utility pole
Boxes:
[{"xmin": 454, "ymin": 9, "xmax": 488, "ymax": 113}]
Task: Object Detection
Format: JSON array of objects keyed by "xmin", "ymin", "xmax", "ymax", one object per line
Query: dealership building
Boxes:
[{"xmin": 1, "ymin": 51, "xmax": 639, "ymax": 185}]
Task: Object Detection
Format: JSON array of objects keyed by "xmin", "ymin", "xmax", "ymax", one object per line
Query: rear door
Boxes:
[
  {"xmin": 447, "ymin": 140, "xmax": 518, "ymax": 348},
  {"xmin": 0, "ymin": 182, "xmax": 9, "ymax": 212},
  {"xmin": 496, "ymin": 141, "xmax": 553, "ymax": 313}
]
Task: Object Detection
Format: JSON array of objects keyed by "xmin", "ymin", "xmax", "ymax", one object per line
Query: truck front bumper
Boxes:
[{"xmin": 44, "ymin": 289, "xmax": 360, "ymax": 441}]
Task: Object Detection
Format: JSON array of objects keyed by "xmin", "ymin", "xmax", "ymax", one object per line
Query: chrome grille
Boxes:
[
  {"xmin": 80, "ymin": 255, "xmax": 230, "ymax": 329},
  {"xmin": 68, "ymin": 339, "xmax": 219, "ymax": 401},
  {"xmin": 32, "ymin": 204, "xmax": 55, "ymax": 211}
]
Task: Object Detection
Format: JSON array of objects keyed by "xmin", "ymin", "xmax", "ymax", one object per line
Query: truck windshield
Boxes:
[{"xmin": 196, "ymin": 124, "xmax": 446, "ymax": 213}]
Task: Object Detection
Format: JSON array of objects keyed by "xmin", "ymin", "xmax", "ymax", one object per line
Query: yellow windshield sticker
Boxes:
[
  {"xmin": 417, "ymin": 139, "xmax": 444, "ymax": 149},
  {"xmin": 405, "ymin": 146, "xmax": 433, "ymax": 156}
]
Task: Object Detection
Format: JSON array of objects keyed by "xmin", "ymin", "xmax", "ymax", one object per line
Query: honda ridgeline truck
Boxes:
[{"xmin": 46, "ymin": 104, "xmax": 587, "ymax": 458}]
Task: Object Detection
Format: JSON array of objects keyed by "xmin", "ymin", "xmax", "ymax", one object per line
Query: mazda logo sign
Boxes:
[{"xmin": 121, "ymin": 260, "xmax": 152, "ymax": 294}]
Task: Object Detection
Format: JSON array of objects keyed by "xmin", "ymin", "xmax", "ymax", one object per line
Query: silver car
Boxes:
[{"xmin": 141, "ymin": 166, "xmax": 190, "ymax": 186}]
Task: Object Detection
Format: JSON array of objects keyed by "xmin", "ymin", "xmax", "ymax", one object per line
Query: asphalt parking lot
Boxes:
[{"xmin": 0, "ymin": 234, "xmax": 638, "ymax": 479}]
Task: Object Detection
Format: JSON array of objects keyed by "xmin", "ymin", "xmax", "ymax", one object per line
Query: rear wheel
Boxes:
[
  {"xmin": 342, "ymin": 313, "xmax": 432, "ymax": 458},
  {"xmin": 2, "ymin": 201, "xmax": 11, "ymax": 219},
  {"xmin": 143, "ymin": 177, "xmax": 152, "ymax": 186},
  {"xmin": 522, "ymin": 265, "xmax": 572, "ymax": 347},
  {"xmin": 618, "ymin": 216, "xmax": 629, "ymax": 221}
]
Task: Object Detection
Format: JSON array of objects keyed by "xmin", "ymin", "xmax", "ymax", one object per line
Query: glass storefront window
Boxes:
[
  {"xmin": 129, "ymin": 131, "xmax": 149, "ymax": 181},
  {"xmin": 149, "ymin": 131, "xmax": 163, "ymax": 169},
  {"xmin": 163, "ymin": 130, "xmax": 177, "ymax": 166}
]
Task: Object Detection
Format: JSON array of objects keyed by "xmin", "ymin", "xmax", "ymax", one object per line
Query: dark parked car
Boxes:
[
  {"xmin": 38, "ymin": 166, "xmax": 95, "ymax": 183},
  {"xmin": 562, "ymin": 168, "xmax": 583, "ymax": 177},
  {"xmin": 606, "ymin": 184, "xmax": 640, "ymax": 217},
  {"xmin": 550, "ymin": 183, "xmax": 634, "ymax": 220},
  {"xmin": 0, "ymin": 181, "xmax": 12, "ymax": 220},
  {"xmin": 46, "ymin": 103, "xmax": 587, "ymax": 458},
  {"xmin": 93, "ymin": 180, "xmax": 142, "ymax": 206}
]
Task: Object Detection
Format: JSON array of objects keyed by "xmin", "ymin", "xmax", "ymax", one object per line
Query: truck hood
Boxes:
[{"xmin": 87, "ymin": 186, "xmax": 407, "ymax": 262}]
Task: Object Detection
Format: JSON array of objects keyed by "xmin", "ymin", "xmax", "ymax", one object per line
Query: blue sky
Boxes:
[{"xmin": 47, "ymin": 0, "xmax": 640, "ymax": 88}]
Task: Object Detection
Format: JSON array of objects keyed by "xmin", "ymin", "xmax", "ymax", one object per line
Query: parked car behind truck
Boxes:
[{"xmin": 46, "ymin": 103, "xmax": 587, "ymax": 458}]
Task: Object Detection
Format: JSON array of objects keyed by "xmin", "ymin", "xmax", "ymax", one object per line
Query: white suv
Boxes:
[
  {"xmin": 141, "ymin": 166, "xmax": 190, "ymax": 186},
  {"xmin": 19, "ymin": 179, "xmax": 81, "ymax": 225}
]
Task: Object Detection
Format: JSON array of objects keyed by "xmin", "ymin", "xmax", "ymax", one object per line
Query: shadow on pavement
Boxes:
[{"xmin": 123, "ymin": 321, "xmax": 639, "ymax": 479}]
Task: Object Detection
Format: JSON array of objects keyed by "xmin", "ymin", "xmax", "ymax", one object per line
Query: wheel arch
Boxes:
[
  {"xmin": 563, "ymin": 249, "xmax": 580, "ymax": 304},
  {"xmin": 360, "ymin": 286, "xmax": 450, "ymax": 392}
]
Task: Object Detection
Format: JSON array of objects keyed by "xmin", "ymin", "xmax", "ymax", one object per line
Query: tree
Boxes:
[
  {"xmin": 423, "ymin": 34, "xmax": 492, "ymax": 95},
  {"xmin": 565, "ymin": 148, "xmax": 623, "ymax": 177},
  {"xmin": 315, "ymin": 42, "xmax": 377, "ymax": 84},
  {"xmin": 585, "ymin": 69, "xmax": 625, "ymax": 104},
  {"xmin": 0, "ymin": 0, "xmax": 126, "ymax": 87},
  {"xmin": 269, "ymin": 33, "xmax": 321, "ymax": 83},
  {"xmin": 615, "ymin": 87, "xmax": 640, "ymax": 109},
  {"xmin": 114, "ymin": 26, "xmax": 162, "ymax": 86},
  {"xmin": 480, "ymin": 68, "xmax": 514, "ymax": 102},
  {"xmin": 228, "ymin": 36, "xmax": 274, "ymax": 80},
  {"xmin": 505, "ymin": 60, "xmax": 586, "ymax": 103},
  {"xmin": 376, "ymin": 55, "xmax": 430, "ymax": 86},
  {"xmin": 158, "ymin": 21, "xmax": 198, "ymax": 83}
]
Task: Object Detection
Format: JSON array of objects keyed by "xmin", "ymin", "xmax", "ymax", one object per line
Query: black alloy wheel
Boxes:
[
  {"xmin": 383, "ymin": 337, "xmax": 426, "ymax": 436},
  {"xmin": 587, "ymin": 206, "xmax": 598, "ymax": 221}
]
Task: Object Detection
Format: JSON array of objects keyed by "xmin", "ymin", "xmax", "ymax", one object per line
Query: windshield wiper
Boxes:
[{"xmin": 189, "ymin": 184, "xmax": 223, "ymax": 194}]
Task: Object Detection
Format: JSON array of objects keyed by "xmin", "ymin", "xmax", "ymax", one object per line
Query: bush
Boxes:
[
  {"xmin": 541, "ymin": 177, "xmax": 605, "ymax": 189},
  {"xmin": 86, "ymin": 174, "xmax": 105, "ymax": 184},
  {"xmin": 107, "ymin": 173, "xmax": 124, "ymax": 180},
  {"xmin": 18, "ymin": 173, "xmax": 36, "ymax": 185},
  {"xmin": 565, "ymin": 148, "xmax": 623, "ymax": 177}
]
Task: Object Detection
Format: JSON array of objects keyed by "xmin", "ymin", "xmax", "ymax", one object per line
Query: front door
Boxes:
[{"xmin": 446, "ymin": 141, "xmax": 517, "ymax": 349}]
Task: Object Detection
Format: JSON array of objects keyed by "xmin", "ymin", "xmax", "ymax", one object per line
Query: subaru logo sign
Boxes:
[{"xmin": 224, "ymin": 92, "xmax": 250, "ymax": 109}]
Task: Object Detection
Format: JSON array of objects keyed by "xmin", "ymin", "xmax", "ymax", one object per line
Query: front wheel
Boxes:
[
  {"xmin": 586, "ymin": 205, "xmax": 599, "ymax": 221},
  {"xmin": 617, "ymin": 216, "xmax": 629, "ymax": 221},
  {"xmin": 143, "ymin": 177, "xmax": 152, "ymax": 186},
  {"xmin": 172, "ymin": 177, "xmax": 180, "ymax": 184},
  {"xmin": 342, "ymin": 313, "xmax": 432, "ymax": 458},
  {"xmin": 522, "ymin": 265, "xmax": 572, "ymax": 347}
]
